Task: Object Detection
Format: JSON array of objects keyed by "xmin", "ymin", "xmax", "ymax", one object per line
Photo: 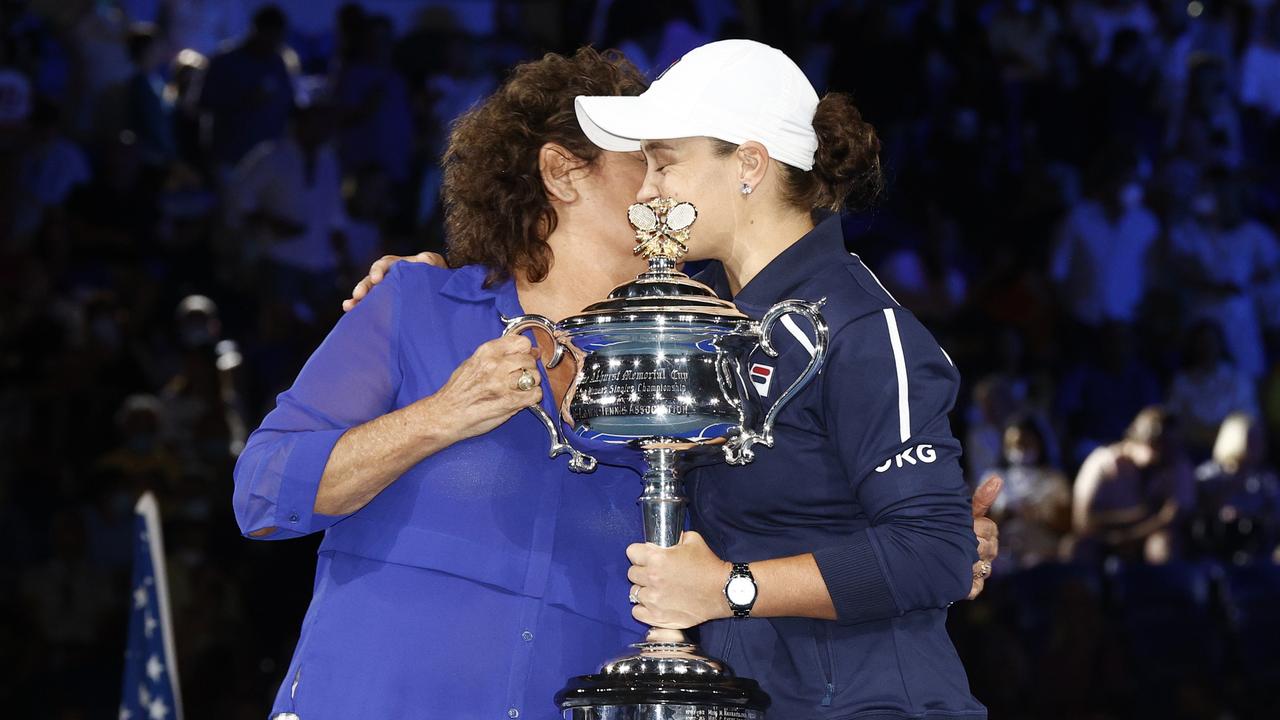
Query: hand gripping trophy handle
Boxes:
[
  {"xmin": 724, "ymin": 298, "xmax": 830, "ymax": 466},
  {"xmin": 500, "ymin": 314, "xmax": 598, "ymax": 473}
]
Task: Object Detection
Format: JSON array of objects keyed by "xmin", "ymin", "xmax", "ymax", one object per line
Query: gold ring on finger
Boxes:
[{"xmin": 516, "ymin": 368, "xmax": 536, "ymax": 392}]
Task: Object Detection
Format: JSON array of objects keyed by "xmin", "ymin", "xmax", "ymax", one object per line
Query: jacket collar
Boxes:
[{"xmin": 699, "ymin": 211, "xmax": 846, "ymax": 314}]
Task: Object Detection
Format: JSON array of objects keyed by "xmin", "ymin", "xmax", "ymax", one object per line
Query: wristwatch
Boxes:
[{"xmin": 724, "ymin": 562, "xmax": 758, "ymax": 618}]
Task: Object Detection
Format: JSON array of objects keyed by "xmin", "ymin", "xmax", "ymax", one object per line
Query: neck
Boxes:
[
  {"xmin": 515, "ymin": 225, "xmax": 638, "ymax": 321},
  {"xmin": 720, "ymin": 207, "xmax": 816, "ymax": 296}
]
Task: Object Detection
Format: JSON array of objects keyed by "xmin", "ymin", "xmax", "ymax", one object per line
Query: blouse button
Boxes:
[
  {"xmin": 508, "ymin": 709, "xmax": 520, "ymax": 718},
  {"xmin": 521, "ymin": 630, "xmax": 533, "ymax": 642},
  {"xmin": 289, "ymin": 513, "xmax": 299, "ymax": 523}
]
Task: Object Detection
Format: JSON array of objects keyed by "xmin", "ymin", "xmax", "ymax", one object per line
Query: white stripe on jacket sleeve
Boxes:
[{"xmin": 882, "ymin": 308, "xmax": 911, "ymax": 443}]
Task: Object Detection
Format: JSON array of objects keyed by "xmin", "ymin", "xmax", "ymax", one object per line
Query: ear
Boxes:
[
  {"xmin": 539, "ymin": 143, "xmax": 584, "ymax": 203},
  {"xmin": 736, "ymin": 141, "xmax": 770, "ymax": 193}
]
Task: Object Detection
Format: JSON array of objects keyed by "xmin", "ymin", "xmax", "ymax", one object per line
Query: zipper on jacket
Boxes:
[{"xmin": 815, "ymin": 622, "xmax": 835, "ymax": 707}]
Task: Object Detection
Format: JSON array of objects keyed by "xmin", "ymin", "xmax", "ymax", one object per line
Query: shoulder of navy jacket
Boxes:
[{"xmin": 732, "ymin": 214, "xmax": 850, "ymax": 308}]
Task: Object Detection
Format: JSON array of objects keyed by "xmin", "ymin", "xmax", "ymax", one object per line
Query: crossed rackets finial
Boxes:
[{"xmin": 628, "ymin": 197, "xmax": 698, "ymax": 261}]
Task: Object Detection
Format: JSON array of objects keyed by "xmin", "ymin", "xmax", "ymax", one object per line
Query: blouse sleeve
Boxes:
[
  {"xmin": 231, "ymin": 265, "xmax": 404, "ymax": 539},
  {"xmin": 811, "ymin": 308, "xmax": 978, "ymax": 624}
]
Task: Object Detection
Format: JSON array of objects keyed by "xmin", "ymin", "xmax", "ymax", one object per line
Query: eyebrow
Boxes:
[{"xmin": 643, "ymin": 141, "xmax": 675, "ymax": 152}]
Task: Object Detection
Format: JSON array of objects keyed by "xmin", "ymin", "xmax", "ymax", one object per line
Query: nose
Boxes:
[{"xmin": 636, "ymin": 172, "xmax": 661, "ymax": 203}]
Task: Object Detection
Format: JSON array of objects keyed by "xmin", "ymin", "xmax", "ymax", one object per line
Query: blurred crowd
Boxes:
[{"xmin": 3, "ymin": 0, "xmax": 1280, "ymax": 718}]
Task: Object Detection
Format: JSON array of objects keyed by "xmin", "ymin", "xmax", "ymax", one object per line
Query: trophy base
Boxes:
[
  {"xmin": 561, "ymin": 702, "xmax": 766, "ymax": 720},
  {"xmin": 557, "ymin": 676, "xmax": 768, "ymax": 720},
  {"xmin": 556, "ymin": 640, "xmax": 769, "ymax": 719}
]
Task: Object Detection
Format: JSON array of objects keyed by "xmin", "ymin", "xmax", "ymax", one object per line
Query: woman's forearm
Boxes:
[
  {"xmin": 749, "ymin": 554, "xmax": 838, "ymax": 620},
  {"xmin": 314, "ymin": 395, "xmax": 460, "ymax": 516}
]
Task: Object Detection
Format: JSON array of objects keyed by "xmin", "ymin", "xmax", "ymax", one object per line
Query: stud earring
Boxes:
[{"xmin": 740, "ymin": 183, "xmax": 753, "ymax": 195}]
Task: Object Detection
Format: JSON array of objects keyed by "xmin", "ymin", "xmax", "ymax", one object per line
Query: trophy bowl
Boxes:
[{"xmin": 501, "ymin": 198, "xmax": 828, "ymax": 719}]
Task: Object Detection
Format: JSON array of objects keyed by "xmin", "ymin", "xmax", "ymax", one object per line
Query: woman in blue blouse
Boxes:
[{"xmin": 232, "ymin": 49, "xmax": 658, "ymax": 719}]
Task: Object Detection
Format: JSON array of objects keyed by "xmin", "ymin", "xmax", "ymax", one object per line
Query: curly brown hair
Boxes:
[{"xmin": 442, "ymin": 48, "xmax": 648, "ymax": 286}]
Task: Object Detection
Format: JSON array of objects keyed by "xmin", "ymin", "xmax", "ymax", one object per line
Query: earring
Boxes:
[{"xmin": 740, "ymin": 182, "xmax": 753, "ymax": 195}]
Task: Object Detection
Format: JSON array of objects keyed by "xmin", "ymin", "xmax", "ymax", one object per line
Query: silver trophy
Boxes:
[{"xmin": 503, "ymin": 197, "xmax": 828, "ymax": 719}]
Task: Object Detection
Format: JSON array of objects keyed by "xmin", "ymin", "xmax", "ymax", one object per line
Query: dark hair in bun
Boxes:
[
  {"xmin": 714, "ymin": 92, "xmax": 883, "ymax": 212},
  {"xmin": 791, "ymin": 92, "xmax": 883, "ymax": 211}
]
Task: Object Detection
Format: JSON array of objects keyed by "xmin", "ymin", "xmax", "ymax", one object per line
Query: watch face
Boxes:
[{"xmin": 726, "ymin": 576, "xmax": 756, "ymax": 606}]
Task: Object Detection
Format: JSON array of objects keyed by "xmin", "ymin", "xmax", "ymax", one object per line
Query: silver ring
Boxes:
[
  {"xmin": 516, "ymin": 369, "xmax": 535, "ymax": 392},
  {"xmin": 628, "ymin": 587, "xmax": 639, "ymax": 604},
  {"xmin": 974, "ymin": 561, "xmax": 992, "ymax": 580}
]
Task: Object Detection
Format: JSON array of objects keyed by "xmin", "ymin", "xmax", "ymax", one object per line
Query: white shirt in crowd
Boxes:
[
  {"xmin": 226, "ymin": 137, "xmax": 348, "ymax": 274},
  {"xmin": 1170, "ymin": 218, "xmax": 1280, "ymax": 378},
  {"xmin": 1168, "ymin": 362, "xmax": 1259, "ymax": 435},
  {"xmin": 1240, "ymin": 42, "xmax": 1280, "ymax": 119},
  {"xmin": 1051, "ymin": 198, "xmax": 1159, "ymax": 327}
]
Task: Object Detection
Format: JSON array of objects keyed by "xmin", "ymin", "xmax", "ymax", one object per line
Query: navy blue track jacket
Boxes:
[{"xmin": 688, "ymin": 213, "xmax": 986, "ymax": 719}]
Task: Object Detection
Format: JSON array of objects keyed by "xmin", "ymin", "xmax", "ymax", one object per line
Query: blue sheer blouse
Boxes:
[{"xmin": 232, "ymin": 262, "xmax": 644, "ymax": 719}]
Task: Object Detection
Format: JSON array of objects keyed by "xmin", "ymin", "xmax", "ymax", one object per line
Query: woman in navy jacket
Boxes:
[{"xmin": 576, "ymin": 40, "xmax": 988, "ymax": 718}]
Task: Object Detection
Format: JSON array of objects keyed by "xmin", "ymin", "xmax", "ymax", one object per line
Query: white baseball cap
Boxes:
[{"xmin": 575, "ymin": 39, "xmax": 820, "ymax": 171}]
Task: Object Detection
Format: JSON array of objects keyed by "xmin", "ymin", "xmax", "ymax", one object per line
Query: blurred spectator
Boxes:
[
  {"xmin": 332, "ymin": 14, "xmax": 413, "ymax": 184},
  {"xmin": 1169, "ymin": 167, "xmax": 1278, "ymax": 379},
  {"xmin": 1167, "ymin": 320, "xmax": 1260, "ymax": 457},
  {"xmin": 1057, "ymin": 322, "xmax": 1162, "ymax": 465},
  {"xmin": 1193, "ymin": 412, "xmax": 1280, "ymax": 563},
  {"xmin": 1239, "ymin": 5, "xmax": 1280, "ymax": 123},
  {"xmin": 96, "ymin": 394, "xmax": 181, "ymax": 494},
  {"xmin": 1049, "ymin": 150, "xmax": 1158, "ymax": 333},
  {"xmin": 10, "ymin": 99, "xmax": 90, "ymax": 244},
  {"xmin": 1168, "ymin": 53, "xmax": 1243, "ymax": 168},
  {"xmin": 965, "ymin": 374, "xmax": 1017, "ymax": 486},
  {"xmin": 341, "ymin": 165, "xmax": 391, "ymax": 269},
  {"xmin": 19, "ymin": 508, "xmax": 117, "ymax": 698},
  {"xmin": 1071, "ymin": 406, "xmax": 1196, "ymax": 564},
  {"xmin": 158, "ymin": 0, "xmax": 249, "ymax": 58},
  {"xmin": 878, "ymin": 202, "xmax": 968, "ymax": 324},
  {"xmin": 196, "ymin": 5, "xmax": 294, "ymax": 176},
  {"xmin": 987, "ymin": 0, "xmax": 1061, "ymax": 82},
  {"xmin": 167, "ymin": 48, "xmax": 209, "ymax": 176},
  {"xmin": 123, "ymin": 23, "xmax": 177, "ymax": 166},
  {"xmin": 225, "ymin": 101, "xmax": 348, "ymax": 318},
  {"xmin": 1068, "ymin": 0, "xmax": 1157, "ymax": 66},
  {"xmin": 160, "ymin": 294, "xmax": 247, "ymax": 461},
  {"xmin": 160, "ymin": 294, "xmax": 247, "ymax": 473},
  {"xmin": 65, "ymin": 129, "xmax": 155, "ymax": 252},
  {"xmin": 982, "ymin": 415, "xmax": 1071, "ymax": 569},
  {"xmin": 330, "ymin": 3, "xmax": 366, "ymax": 76},
  {"xmin": 603, "ymin": 0, "xmax": 712, "ymax": 78},
  {"xmin": 66, "ymin": 0, "xmax": 134, "ymax": 138}
]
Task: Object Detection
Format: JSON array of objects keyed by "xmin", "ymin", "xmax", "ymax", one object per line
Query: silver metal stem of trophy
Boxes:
[
  {"xmin": 639, "ymin": 447, "xmax": 686, "ymax": 549},
  {"xmin": 646, "ymin": 257, "xmax": 677, "ymax": 274}
]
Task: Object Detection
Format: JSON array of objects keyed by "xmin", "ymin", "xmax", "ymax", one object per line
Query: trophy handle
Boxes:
[
  {"xmin": 501, "ymin": 314, "xmax": 598, "ymax": 473},
  {"xmin": 724, "ymin": 299, "xmax": 829, "ymax": 465}
]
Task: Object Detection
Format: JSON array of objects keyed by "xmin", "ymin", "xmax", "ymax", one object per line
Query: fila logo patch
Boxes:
[
  {"xmin": 875, "ymin": 444, "xmax": 937, "ymax": 473},
  {"xmin": 749, "ymin": 363, "xmax": 774, "ymax": 397}
]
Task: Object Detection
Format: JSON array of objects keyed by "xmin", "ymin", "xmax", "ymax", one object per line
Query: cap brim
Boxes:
[
  {"xmin": 575, "ymin": 96, "xmax": 643, "ymax": 151},
  {"xmin": 576, "ymin": 95, "xmax": 701, "ymax": 152}
]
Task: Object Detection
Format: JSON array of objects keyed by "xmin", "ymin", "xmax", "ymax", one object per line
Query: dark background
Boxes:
[{"xmin": 3, "ymin": 0, "xmax": 1280, "ymax": 717}]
